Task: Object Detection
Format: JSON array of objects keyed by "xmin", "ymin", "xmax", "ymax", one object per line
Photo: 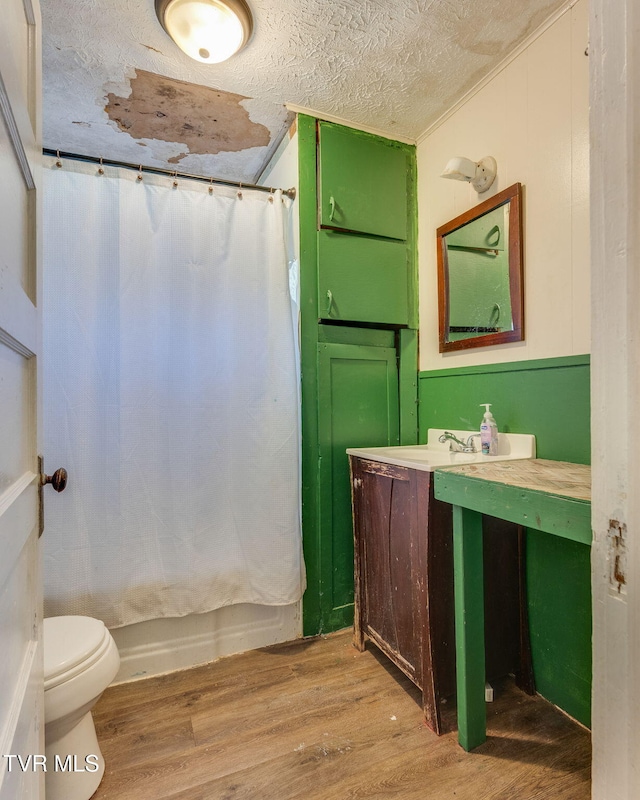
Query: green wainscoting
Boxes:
[
  {"xmin": 419, "ymin": 354, "xmax": 592, "ymax": 726},
  {"xmin": 527, "ymin": 532, "xmax": 592, "ymax": 726}
]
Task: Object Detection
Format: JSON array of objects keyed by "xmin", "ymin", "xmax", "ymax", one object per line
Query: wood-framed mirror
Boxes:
[{"xmin": 437, "ymin": 183, "xmax": 524, "ymax": 352}]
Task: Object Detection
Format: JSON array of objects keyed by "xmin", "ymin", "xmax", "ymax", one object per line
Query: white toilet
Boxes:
[{"xmin": 44, "ymin": 616, "xmax": 120, "ymax": 800}]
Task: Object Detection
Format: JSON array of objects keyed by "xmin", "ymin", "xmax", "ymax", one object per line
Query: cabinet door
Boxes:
[
  {"xmin": 318, "ymin": 230, "xmax": 409, "ymax": 325},
  {"xmin": 318, "ymin": 122, "xmax": 408, "ymax": 240},
  {"xmin": 317, "ymin": 342, "xmax": 399, "ymax": 632},
  {"xmin": 358, "ymin": 462, "xmax": 423, "ymax": 678}
]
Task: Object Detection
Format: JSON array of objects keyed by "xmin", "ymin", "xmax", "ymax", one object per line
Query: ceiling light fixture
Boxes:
[
  {"xmin": 440, "ymin": 156, "xmax": 497, "ymax": 193},
  {"xmin": 155, "ymin": 0, "xmax": 253, "ymax": 64}
]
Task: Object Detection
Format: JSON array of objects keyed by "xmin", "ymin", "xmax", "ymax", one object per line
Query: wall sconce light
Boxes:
[
  {"xmin": 440, "ymin": 156, "xmax": 497, "ymax": 193},
  {"xmin": 155, "ymin": 0, "xmax": 253, "ymax": 64}
]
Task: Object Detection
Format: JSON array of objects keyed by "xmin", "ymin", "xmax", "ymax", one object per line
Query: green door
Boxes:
[
  {"xmin": 318, "ymin": 122, "xmax": 408, "ymax": 240},
  {"xmin": 318, "ymin": 230, "xmax": 409, "ymax": 325},
  {"xmin": 315, "ymin": 341, "xmax": 400, "ymax": 632}
]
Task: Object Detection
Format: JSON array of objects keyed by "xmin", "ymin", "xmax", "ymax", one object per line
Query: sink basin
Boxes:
[{"xmin": 346, "ymin": 429, "xmax": 536, "ymax": 472}]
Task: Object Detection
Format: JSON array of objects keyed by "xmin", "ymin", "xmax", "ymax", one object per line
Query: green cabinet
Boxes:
[
  {"xmin": 316, "ymin": 121, "xmax": 415, "ymax": 327},
  {"xmin": 316, "ymin": 340, "xmax": 400, "ymax": 632},
  {"xmin": 317, "ymin": 230, "xmax": 409, "ymax": 325},
  {"xmin": 318, "ymin": 122, "xmax": 408, "ymax": 241},
  {"xmin": 297, "ymin": 114, "xmax": 417, "ymax": 637}
]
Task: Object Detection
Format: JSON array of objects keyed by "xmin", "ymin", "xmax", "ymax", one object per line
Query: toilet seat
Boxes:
[{"xmin": 44, "ymin": 616, "xmax": 111, "ymax": 690}]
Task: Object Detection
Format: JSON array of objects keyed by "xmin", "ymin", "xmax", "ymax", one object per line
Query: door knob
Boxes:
[{"xmin": 41, "ymin": 467, "xmax": 68, "ymax": 493}]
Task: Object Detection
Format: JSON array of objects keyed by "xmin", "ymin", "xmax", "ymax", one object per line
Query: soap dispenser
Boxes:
[{"xmin": 480, "ymin": 404, "xmax": 499, "ymax": 456}]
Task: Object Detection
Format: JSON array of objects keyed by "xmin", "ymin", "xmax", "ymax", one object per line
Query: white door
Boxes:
[{"xmin": 0, "ymin": 0, "xmax": 45, "ymax": 798}]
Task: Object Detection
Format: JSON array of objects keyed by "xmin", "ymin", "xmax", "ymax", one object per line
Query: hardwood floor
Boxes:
[{"xmin": 91, "ymin": 631, "xmax": 590, "ymax": 800}]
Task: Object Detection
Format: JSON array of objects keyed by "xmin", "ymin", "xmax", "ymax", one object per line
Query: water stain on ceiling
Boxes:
[
  {"xmin": 105, "ymin": 71, "xmax": 271, "ymax": 165},
  {"xmin": 42, "ymin": 0, "xmax": 570, "ymax": 182}
]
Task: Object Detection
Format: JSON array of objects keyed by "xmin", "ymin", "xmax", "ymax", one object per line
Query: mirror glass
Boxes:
[{"xmin": 437, "ymin": 183, "xmax": 524, "ymax": 352}]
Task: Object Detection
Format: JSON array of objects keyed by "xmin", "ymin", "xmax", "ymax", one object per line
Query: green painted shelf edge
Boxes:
[{"xmin": 433, "ymin": 469, "xmax": 592, "ymax": 546}]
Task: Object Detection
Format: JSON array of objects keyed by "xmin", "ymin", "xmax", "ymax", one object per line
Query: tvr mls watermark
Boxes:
[{"xmin": 3, "ymin": 754, "xmax": 99, "ymax": 772}]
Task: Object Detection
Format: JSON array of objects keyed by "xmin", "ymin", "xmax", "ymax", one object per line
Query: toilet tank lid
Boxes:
[{"xmin": 44, "ymin": 616, "xmax": 109, "ymax": 681}]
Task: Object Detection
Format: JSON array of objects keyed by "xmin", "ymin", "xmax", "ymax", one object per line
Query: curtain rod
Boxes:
[{"xmin": 43, "ymin": 149, "xmax": 296, "ymax": 200}]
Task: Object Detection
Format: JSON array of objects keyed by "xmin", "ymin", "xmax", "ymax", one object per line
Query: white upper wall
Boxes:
[
  {"xmin": 259, "ymin": 122, "xmax": 300, "ymax": 267},
  {"xmin": 417, "ymin": 0, "xmax": 589, "ymax": 371}
]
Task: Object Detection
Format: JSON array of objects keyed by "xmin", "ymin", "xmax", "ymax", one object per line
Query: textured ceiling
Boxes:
[{"xmin": 42, "ymin": 0, "xmax": 568, "ymax": 182}]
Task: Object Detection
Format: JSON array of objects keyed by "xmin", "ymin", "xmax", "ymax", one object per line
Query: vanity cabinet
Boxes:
[
  {"xmin": 350, "ymin": 456, "xmax": 454, "ymax": 733},
  {"xmin": 350, "ymin": 455, "xmax": 534, "ymax": 735}
]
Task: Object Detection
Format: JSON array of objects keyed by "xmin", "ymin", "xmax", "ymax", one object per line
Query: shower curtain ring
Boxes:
[
  {"xmin": 172, "ymin": 170, "xmax": 179, "ymax": 189},
  {"xmin": 137, "ymin": 165, "xmax": 143, "ymax": 182},
  {"xmin": 209, "ymin": 177, "xmax": 214, "ymax": 195},
  {"xmin": 237, "ymin": 182, "xmax": 243, "ymax": 199},
  {"xmin": 55, "ymin": 150, "xmax": 62, "ymax": 168},
  {"xmin": 98, "ymin": 157, "xmax": 104, "ymax": 176},
  {"xmin": 269, "ymin": 187, "xmax": 274, "ymax": 203}
]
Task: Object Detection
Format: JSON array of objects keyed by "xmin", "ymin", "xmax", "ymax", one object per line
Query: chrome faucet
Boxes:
[{"xmin": 438, "ymin": 431, "xmax": 480, "ymax": 453}]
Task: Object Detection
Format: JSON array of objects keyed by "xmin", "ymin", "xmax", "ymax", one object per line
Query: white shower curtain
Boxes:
[{"xmin": 42, "ymin": 158, "xmax": 305, "ymax": 628}]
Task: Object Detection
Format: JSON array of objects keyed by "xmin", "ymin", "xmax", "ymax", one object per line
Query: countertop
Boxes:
[
  {"xmin": 434, "ymin": 458, "xmax": 592, "ymax": 546},
  {"xmin": 435, "ymin": 458, "xmax": 591, "ymax": 502}
]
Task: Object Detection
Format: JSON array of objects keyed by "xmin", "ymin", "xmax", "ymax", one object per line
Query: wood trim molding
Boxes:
[
  {"xmin": 590, "ymin": 0, "xmax": 640, "ymax": 791},
  {"xmin": 0, "ymin": 325, "xmax": 35, "ymax": 359},
  {"xmin": 285, "ymin": 103, "xmax": 416, "ymax": 146},
  {"xmin": 419, "ymin": 354, "xmax": 590, "ymax": 380},
  {"xmin": 22, "ymin": 0, "xmax": 36, "ymax": 25},
  {"xmin": 0, "ymin": 73, "xmax": 35, "ymax": 191}
]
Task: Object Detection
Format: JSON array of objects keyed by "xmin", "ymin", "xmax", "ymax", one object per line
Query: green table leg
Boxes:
[{"xmin": 452, "ymin": 504, "xmax": 486, "ymax": 750}]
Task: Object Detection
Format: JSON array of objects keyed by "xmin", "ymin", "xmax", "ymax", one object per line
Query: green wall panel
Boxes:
[
  {"xmin": 527, "ymin": 532, "xmax": 592, "ymax": 725},
  {"xmin": 419, "ymin": 355, "xmax": 590, "ymax": 464},
  {"xmin": 298, "ymin": 115, "xmax": 322, "ymax": 637},
  {"xmin": 398, "ymin": 329, "xmax": 419, "ymax": 445},
  {"xmin": 419, "ymin": 354, "xmax": 592, "ymax": 726}
]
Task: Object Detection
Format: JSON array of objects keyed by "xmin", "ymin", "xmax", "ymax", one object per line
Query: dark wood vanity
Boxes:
[{"xmin": 349, "ymin": 454, "xmax": 534, "ymax": 735}]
